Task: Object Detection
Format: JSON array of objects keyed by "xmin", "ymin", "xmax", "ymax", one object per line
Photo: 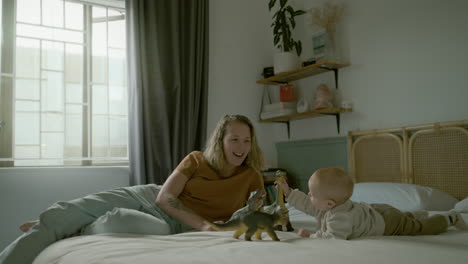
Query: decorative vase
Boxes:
[
  {"xmin": 273, "ymin": 52, "xmax": 299, "ymax": 74},
  {"xmin": 323, "ymin": 30, "xmax": 338, "ymax": 61}
]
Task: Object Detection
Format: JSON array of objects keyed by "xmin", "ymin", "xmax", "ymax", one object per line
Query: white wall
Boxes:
[
  {"xmin": 207, "ymin": 0, "xmax": 280, "ymax": 167},
  {"xmin": 209, "ymin": 0, "xmax": 468, "ymax": 167}
]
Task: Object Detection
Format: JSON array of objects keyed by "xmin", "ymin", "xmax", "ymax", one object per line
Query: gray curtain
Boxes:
[{"xmin": 126, "ymin": 0, "xmax": 209, "ymax": 185}]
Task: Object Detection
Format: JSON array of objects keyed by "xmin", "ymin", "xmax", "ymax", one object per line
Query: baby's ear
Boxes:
[{"xmin": 326, "ymin": 199, "xmax": 336, "ymax": 209}]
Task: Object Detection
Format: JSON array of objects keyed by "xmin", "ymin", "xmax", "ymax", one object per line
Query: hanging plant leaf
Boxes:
[
  {"xmin": 294, "ymin": 10, "xmax": 306, "ymax": 16},
  {"xmin": 268, "ymin": 0, "xmax": 277, "ymax": 11}
]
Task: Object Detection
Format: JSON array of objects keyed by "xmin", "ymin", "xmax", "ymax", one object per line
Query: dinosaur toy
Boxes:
[
  {"xmin": 206, "ymin": 171, "xmax": 294, "ymax": 241},
  {"xmin": 263, "ymin": 170, "xmax": 294, "ymax": 231},
  {"xmin": 205, "ymin": 210, "xmax": 289, "ymax": 241},
  {"xmin": 227, "ymin": 189, "xmax": 264, "ymax": 222}
]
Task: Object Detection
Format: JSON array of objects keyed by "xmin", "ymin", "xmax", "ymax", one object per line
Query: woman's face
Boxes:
[{"xmin": 222, "ymin": 121, "xmax": 252, "ymax": 168}]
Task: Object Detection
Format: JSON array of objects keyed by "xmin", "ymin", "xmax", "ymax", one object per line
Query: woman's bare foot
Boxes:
[{"xmin": 19, "ymin": 220, "xmax": 39, "ymax": 232}]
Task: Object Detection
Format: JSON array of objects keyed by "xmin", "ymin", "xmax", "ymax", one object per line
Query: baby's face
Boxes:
[{"xmin": 307, "ymin": 191, "xmax": 331, "ymax": 210}]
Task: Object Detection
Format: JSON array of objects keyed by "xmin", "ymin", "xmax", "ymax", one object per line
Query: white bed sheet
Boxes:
[{"xmin": 33, "ymin": 209, "xmax": 468, "ymax": 264}]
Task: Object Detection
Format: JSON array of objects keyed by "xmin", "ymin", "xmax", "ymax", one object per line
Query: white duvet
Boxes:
[{"xmin": 33, "ymin": 209, "xmax": 468, "ymax": 264}]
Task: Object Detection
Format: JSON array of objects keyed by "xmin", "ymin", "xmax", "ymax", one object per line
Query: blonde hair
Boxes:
[
  {"xmin": 309, "ymin": 167, "xmax": 354, "ymax": 204},
  {"xmin": 203, "ymin": 115, "xmax": 265, "ymax": 172}
]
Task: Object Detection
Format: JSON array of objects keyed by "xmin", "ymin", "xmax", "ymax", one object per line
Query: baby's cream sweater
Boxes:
[{"xmin": 287, "ymin": 190, "xmax": 385, "ymax": 239}]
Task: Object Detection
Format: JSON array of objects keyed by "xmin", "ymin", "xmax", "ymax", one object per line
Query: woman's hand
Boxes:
[
  {"xmin": 199, "ymin": 223, "xmax": 215, "ymax": 231},
  {"xmin": 199, "ymin": 220, "xmax": 223, "ymax": 231}
]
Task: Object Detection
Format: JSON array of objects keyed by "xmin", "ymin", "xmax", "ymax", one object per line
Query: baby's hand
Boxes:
[
  {"xmin": 297, "ymin": 228, "xmax": 311, "ymax": 238},
  {"xmin": 275, "ymin": 179, "xmax": 291, "ymax": 197}
]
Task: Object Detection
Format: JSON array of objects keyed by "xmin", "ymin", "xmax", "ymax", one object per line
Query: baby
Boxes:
[{"xmin": 277, "ymin": 167, "xmax": 468, "ymax": 239}]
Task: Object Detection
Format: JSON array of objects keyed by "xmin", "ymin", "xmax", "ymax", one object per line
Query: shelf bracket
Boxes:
[
  {"xmin": 333, "ymin": 68, "xmax": 339, "ymax": 89},
  {"xmin": 321, "ymin": 113, "xmax": 341, "ymax": 134},
  {"xmin": 259, "ymin": 85, "xmax": 269, "ymax": 121},
  {"xmin": 335, "ymin": 114, "xmax": 340, "ymax": 134},
  {"xmin": 319, "ymin": 66, "xmax": 339, "ymax": 89},
  {"xmin": 280, "ymin": 121, "xmax": 291, "ymax": 139}
]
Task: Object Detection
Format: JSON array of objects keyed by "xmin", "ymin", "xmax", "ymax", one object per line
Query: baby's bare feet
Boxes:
[{"xmin": 19, "ymin": 220, "xmax": 39, "ymax": 232}]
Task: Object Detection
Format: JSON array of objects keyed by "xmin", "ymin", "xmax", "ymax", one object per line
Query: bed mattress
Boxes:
[{"xmin": 33, "ymin": 208, "xmax": 468, "ymax": 264}]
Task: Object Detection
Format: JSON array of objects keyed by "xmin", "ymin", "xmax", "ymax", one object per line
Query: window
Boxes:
[{"xmin": 0, "ymin": 0, "xmax": 128, "ymax": 166}]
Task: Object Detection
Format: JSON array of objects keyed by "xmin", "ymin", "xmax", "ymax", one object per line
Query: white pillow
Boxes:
[
  {"xmin": 351, "ymin": 182, "xmax": 458, "ymax": 211},
  {"xmin": 454, "ymin": 198, "xmax": 468, "ymax": 213}
]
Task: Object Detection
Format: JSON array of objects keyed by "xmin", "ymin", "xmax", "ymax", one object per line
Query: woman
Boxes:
[{"xmin": 0, "ymin": 114, "xmax": 265, "ymax": 264}]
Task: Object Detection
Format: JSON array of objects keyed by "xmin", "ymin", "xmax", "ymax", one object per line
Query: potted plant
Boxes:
[{"xmin": 269, "ymin": 0, "xmax": 306, "ymax": 74}]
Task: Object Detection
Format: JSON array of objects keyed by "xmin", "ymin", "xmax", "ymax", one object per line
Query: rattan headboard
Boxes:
[{"xmin": 348, "ymin": 120, "xmax": 468, "ymax": 200}]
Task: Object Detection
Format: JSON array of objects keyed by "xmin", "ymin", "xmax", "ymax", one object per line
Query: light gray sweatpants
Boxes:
[{"xmin": 0, "ymin": 184, "xmax": 190, "ymax": 264}]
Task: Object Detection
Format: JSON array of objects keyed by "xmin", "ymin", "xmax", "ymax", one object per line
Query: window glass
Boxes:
[
  {"xmin": 92, "ymin": 84, "xmax": 108, "ymax": 115},
  {"xmin": 109, "ymin": 116, "xmax": 127, "ymax": 157},
  {"xmin": 41, "ymin": 71, "xmax": 64, "ymax": 113},
  {"xmin": 15, "ymin": 101, "xmax": 39, "ymax": 112},
  {"xmin": 42, "ymin": 133, "xmax": 64, "ymax": 158},
  {"xmin": 65, "ymin": 104, "xmax": 83, "ymax": 158},
  {"xmin": 41, "ymin": 113, "xmax": 64, "ymax": 132},
  {"xmin": 2, "ymin": 0, "xmax": 127, "ymax": 166},
  {"xmin": 65, "ymin": 2, "xmax": 83, "ymax": 30},
  {"xmin": 15, "ymin": 146, "xmax": 40, "ymax": 159},
  {"xmin": 15, "ymin": 38, "xmax": 40, "ymax": 79},
  {"xmin": 108, "ymin": 19, "xmax": 125, "ymax": 49},
  {"xmin": 92, "ymin": 115, "xmax": 109, "ymax": 157},
  {"xmin": 42, "ymin": 0, "xmax": 64, "ymax": 28},
  {"xmin": 16, "ymin": 0, "xmax": 40, "ymax": 24},
  {"xmin": 108, "ymin": 48, "xmax": 126, "ymax": 86},
  {"xmin": 92, "ymin": 20, "xmax": 108, "ymax": 84},
  {"xmin": 16, "ymin": 24, "xmax": 84, "ymax": 43},
  {"xmin": 42, "ymin": 41, "xmax": 65, "ymax": 71},
  {"xmin": 14, "ymin": 111, "xmax": 40, "ymax": 145},
  {"xmin": 16, "ymin": 79, "xmax": 40, "ymax": 100}
]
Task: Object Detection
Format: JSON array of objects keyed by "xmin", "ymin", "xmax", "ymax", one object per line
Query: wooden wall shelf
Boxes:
[
  {"xmin": 259, "ymin": 108, "xmax": 352, "ymax": 123},
  {"xmin": 257, "ymin": 61, "xmax": 350, "ymax": 85},
  {"xmin": 257, "ymin": 60, "xmax": 351, "ymax": 137}
]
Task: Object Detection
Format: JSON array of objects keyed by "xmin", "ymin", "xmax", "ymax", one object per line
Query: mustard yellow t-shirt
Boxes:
[{"xmin": 175, "ymin": 151, "xmax": 264, "ymax": 222}]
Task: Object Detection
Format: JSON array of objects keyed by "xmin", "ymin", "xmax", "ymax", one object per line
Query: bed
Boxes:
[{"xmin": 33, "ymin": 120, "xmax": 468, "ymax": 264}]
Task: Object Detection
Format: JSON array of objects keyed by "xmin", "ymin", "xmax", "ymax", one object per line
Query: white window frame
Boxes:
[{"xmin": 0, "ymin": 0, "xmax": 128, "ymax": 167}]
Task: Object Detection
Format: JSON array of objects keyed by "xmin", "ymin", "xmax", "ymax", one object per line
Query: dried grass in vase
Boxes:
[
  {"xmin": 308, "ymin": 1, "xmax": 344, "ymax": 60},
  {"xmin": 308, "ymin": 1, "xmax": 344, "ymax": 34}
]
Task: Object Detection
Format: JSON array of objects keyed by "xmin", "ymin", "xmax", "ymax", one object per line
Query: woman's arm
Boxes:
[{"xmin": 155, "ymin": 170, "xmax": 214, "ymax": 231}]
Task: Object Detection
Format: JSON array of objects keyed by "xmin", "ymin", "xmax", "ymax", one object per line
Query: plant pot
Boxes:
[{"xmin": 273, "ymin": 52, "xmax": 299, "ymax": 74}]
